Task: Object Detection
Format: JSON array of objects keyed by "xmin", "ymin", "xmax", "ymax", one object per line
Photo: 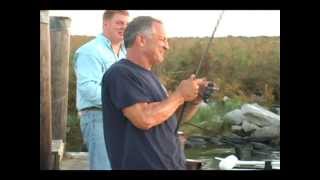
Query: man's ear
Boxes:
[
  {"xmin": 103, "ymin": 19, "xmax": 109, "ymax": 28},
  {"xmin": 137, "ymin": 34, "xmax": 145, "ymax": 47}
]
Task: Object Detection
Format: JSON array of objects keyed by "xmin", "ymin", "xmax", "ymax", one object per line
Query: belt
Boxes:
[{"xmin": 80, "ymin": 107, "xmax": 102, "ymax": 112}]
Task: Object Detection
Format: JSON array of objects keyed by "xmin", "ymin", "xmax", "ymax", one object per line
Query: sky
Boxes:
[{"xmin": 48, "ymin": 10, "xmax": 280, "ymax": 38}]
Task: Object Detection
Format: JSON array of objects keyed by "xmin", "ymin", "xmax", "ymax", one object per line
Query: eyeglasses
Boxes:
[
  {"xmin": 139, "ymin": 32, "xmax": 169, "ymax": 45},
  {"xmin": 151, "ymin": 33, "xmax": 168, "ymax": 43}
]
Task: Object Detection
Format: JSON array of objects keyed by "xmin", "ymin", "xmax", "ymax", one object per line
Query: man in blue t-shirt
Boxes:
[{"xmin": 102, "ymin": 16, "xmax": 209, "ymax": 170}]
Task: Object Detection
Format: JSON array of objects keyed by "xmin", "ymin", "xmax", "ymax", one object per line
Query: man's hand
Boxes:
[
  {"xmin": 190, "ymin": 77, "xmax": 208, "ymax": 105},
  {"xmin": 191, "ymin": 80, "xmax": 218, "ymax": 104},
  {"xmin": 202, "ymin": 81, "xmax": 218, "ymax": 103},
  {"xmin": 176, "ymin": 74, "xmax": 203, "ymax": 102}
]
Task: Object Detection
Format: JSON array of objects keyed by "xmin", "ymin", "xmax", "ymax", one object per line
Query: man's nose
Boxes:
[
  {"xmin": 120, "ymin": 24, "xmax": 127, "ymax": 30},
  {"xmin": 163, "ymin": 41, "xmax": 170, "ymax": 50}
]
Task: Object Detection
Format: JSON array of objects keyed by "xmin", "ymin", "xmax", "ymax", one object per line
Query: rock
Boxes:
[
  {"xmin": 271, "ymin": 137, "xmax": 280, "ymax": 146},
  {"xmin": 235, "ymin": 144, "xmax": 253, "ymax": 160},
  {"xmin": 188, "ymin": 135, "xmax": 210, "ymax": 141},
  {"xmin": 231, "ymin": 125, "xmax": 248, "ymax": 137},
  {"xmin": 250, "ymin": 142, "xmax": 273, "ymax": 151},
  {"xmin": 208, "ymin": 137, "xmax": 224, "ymax": 146},
  {"xmin": 186, "ymin": 136, "xmax": 208, "ymax": 148},
  {"xmin": 221, "ymin": 134, "xmax": 247, "ymax": 145},
  {"xmin": 242, "ymin": 119, "xmax": 260, "ymax": 133},
  {"xmin": 243, "ymin": 115, "xmax": 268, "ymax": 127},
  {"xmin": 208, "ymin": 147, "xmax": 236, "ymax": 155},
  {"xmin": 244, "ymin": 136, "xmax": 274, "ymax": 144},
  {"xmin": 228, "ymin": 133, "xmax": 243, "ymax": 140},
  {"xmin": 271, "ymin": 151, "xmax": 280, "ymax": 160},
  {"xmin": 251, "ymin": 126, "xmax": 280, "ymax": 139},
  {"xmin": 276, "ymin": 108, "xmax": 280, "ymax": 115},
  {"xmin": 251, "ymin": 149, "xmax": 271, "ymax": 160},
  {"xmin": 241, "ymin": 104, "xmax": 280, "ymax": 127},
  {"xmin": 231, "ymin": 125, "xmax": 242, "ymax": 132},
  {"xmin": 224, "ymin": 109, "xmax": 245, "ymax": 125}
]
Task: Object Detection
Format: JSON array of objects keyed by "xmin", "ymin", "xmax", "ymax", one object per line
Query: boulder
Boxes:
[
  {"xmin": 241, "ymin": 103, "xmax": 280, "ymax": 127},
  {"xmin": 231, "ymin": 125, "xmax": 248, "ymax": 137},
  {"xmin": 250, "ymin": 142, "xmax": 273, "ymax": 151},
  {"xmin": 221, "ymin": 134, "xmax": 247, "ymax": 145},
  {"xmin": 251, "ymin": 126, "xmax": 280, "ymax": 139},
  {"xmin": 244, "ymin": 115, "xmax": 269, "ymax": 127},
  {"xmin": 235, "ymin": 144, "xmax": 253, "ymax": 160},
  {"xmin": 224, "ymin": 109, "xmax": 245, "ymax": 125},
  {"xmin": 242, "ymin": 119, "xmax": 260, "ymax": 133},
  {"xmin": 231, "ymin": 125, "xmax": 242, "ymax": 132}
]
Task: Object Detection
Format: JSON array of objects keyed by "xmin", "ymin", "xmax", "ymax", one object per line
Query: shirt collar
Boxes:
[{"xmin": 97, "ymin": 33, "xmax": 126, "ymax": 51}]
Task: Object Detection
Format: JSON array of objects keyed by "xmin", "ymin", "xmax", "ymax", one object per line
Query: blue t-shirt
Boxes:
[{"xmin": 101, "ymin": 59, "xmax": 186, "ymax": 170}]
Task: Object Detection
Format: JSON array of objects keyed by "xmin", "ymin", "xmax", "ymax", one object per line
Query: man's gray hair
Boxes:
[{"xmin": 124, "ymin": 16, "xmax": 162, "ymax": 48}]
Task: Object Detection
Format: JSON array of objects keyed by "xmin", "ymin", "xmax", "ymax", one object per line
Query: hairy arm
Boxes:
[
  {"xmin": 122, "ymin": 74, "xmax": 202, "ymax": 130},
  {"xmin": 122, "ymin": 91, "xmax": 184, "ymax": 130}
]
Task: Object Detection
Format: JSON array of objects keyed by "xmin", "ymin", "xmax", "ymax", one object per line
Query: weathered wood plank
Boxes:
[
  {"xmin": 40, "ymin": 10, "xmax": 53, "ymax": 170},
  {"xmin": 50, "ymin": 16, "xmax": 71, "ymax": 142}
]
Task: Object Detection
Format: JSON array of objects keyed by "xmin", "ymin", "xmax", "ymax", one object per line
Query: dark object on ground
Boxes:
[{"xmin": 186, "ymin": 159, "xmax": 202, "ymax": 170}]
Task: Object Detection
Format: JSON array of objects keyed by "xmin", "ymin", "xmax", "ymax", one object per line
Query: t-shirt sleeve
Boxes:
[{"xmin": 106, "ymin": 67, "xmax": 150, "ymax": 110}]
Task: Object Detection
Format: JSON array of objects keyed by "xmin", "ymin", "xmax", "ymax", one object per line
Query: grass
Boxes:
[
  {"xmin": 181, "ymin": 98, "xmax": 245, "ymax": 137},
  {"xmin": 65, "ymin": 113, "xmax": 83, "ymax": 152},
  {"xmin": 185, "ymin": 145, "xmax": 236, "ymax": 159}
]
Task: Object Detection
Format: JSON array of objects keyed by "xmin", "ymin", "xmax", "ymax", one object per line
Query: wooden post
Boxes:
[
  {"xmin": 50, "ymin": 16, "xmax": 71, "ymax": 142},
  {"xmin": 40, "ymin": 10, "xmax": 53, "ymax": 170}
]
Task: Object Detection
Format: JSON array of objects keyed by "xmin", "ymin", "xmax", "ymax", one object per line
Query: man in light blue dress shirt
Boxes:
[{"xmin": 74, "ymin": 10, "xmax": 129, "ymax": 170}]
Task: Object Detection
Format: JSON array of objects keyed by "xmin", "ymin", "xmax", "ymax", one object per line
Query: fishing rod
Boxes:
[{"xmin": 175, "ymin": 10, "xmax": 224, "ymax": 134}]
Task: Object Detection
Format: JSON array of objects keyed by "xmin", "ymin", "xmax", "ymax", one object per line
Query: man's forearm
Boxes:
[
  {"xmin": 123, "ymin": 90, "xmax": 185, "ymax": 130},
  {"xmin": 123, "ymin": 76, "xmax": 202, "ymax": 130},
  {"xmin": 176, "ymin": 102, "xmax": 200, "ymax": 123},
  {"xmin": 142, "ymin": 91, "xmax": 186, "ymax": 128}
]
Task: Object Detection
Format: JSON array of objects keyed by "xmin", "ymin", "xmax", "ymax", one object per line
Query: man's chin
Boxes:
[
  {"xmin": 113, "ymin": 37, "xmax": 124, "ymax": 43},
  {"xmin": 156, "ymin": 58, "xmax": 164, "ymax": 64},
  {"xmin": 117, "ymin": 33, "xmax": 124, "ymax": 38}
]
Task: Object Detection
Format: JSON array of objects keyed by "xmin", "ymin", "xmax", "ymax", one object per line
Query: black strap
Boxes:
[
  {"xmin": 175, "ymin": 103, "xmax": 187, "ymax": 134},
  {"xmin": 80, "ymin": 107, "xmax": 101, "ymax": 111}
]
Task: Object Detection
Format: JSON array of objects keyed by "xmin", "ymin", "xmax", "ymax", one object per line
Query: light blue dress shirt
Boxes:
[{"xmin": 74, "ymin": 33, "xmax": 126, "ymax": 111}]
